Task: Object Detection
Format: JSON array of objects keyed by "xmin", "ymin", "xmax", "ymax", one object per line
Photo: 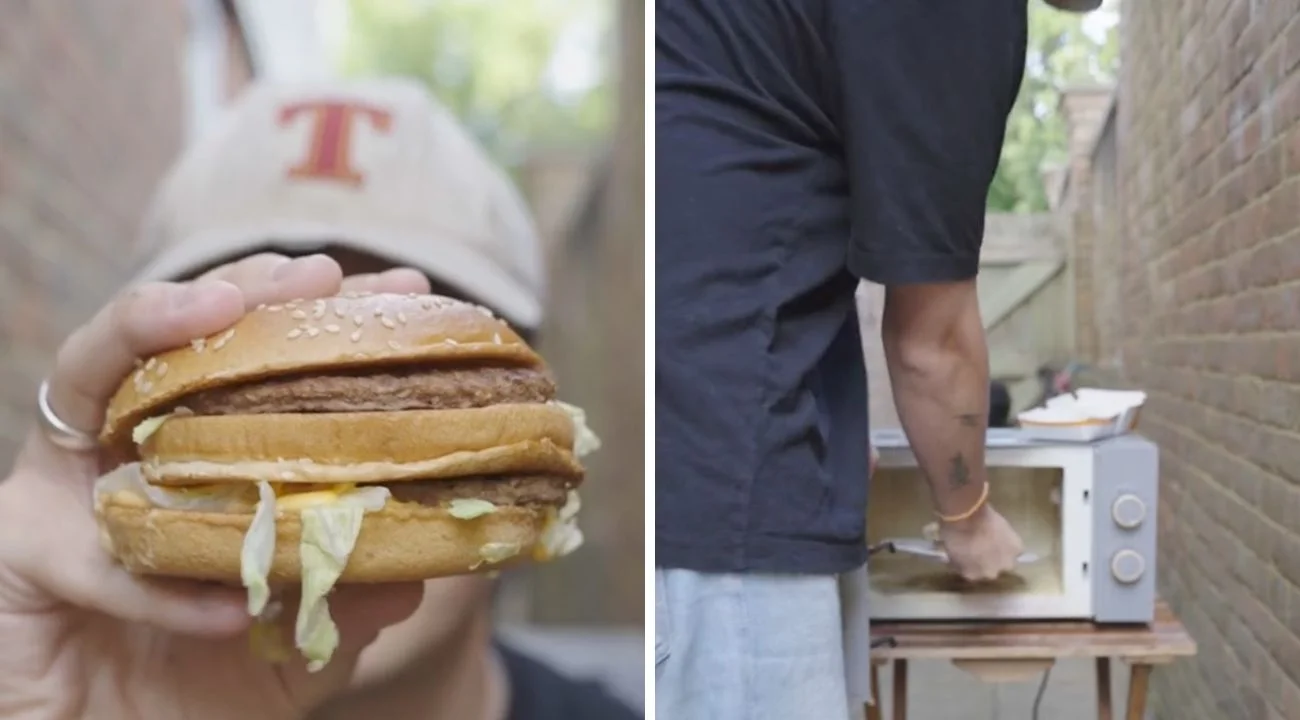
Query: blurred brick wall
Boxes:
[
  {"xmin": 1057, "ymin": 86, "xmax": 1113, "ymax": 363},
  {"xmin": 0, "ymin": 0, "xmax": 186, "ymax": 466},
  {"xmin": 0, "ymin": 0, "xmax": 250, "ymax": 470},
  {"xmin": 1076, "ymin": 1, "xmax": 1300, "ymax": 717},
  {"xmin": 529, "ymin": 0, "xmax": 645, "ymax": 627}
]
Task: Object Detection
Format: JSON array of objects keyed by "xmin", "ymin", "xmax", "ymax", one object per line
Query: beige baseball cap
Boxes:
[{"xmin": 135, "ymin": 77, "xmax": 545, "ymax": 329}]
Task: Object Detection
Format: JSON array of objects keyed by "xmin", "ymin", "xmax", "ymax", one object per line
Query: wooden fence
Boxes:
[{"xmin": 860, "ymin": 213, "xmax": 1072, "ymax": 429}]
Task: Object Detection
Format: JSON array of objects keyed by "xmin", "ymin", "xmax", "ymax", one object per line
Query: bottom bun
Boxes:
[{"xmin": 95, "ymin": 500, "xmax": 547, "ymax": 584}]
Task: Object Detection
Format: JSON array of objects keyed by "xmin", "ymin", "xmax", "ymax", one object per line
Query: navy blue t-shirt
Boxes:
[{"xmin": 656, "ymin": 0, "xmax": 1027, "ymax": 574}]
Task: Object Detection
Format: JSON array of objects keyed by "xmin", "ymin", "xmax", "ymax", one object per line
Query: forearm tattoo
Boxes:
[{"xmin": 948, "ymin": 453, "xmax": 971, "ymax": 489}]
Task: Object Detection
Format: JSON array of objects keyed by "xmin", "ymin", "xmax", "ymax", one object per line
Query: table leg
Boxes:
[
  {"xmin": 865, "ymin": 663, "xmax": 882, "ymax": 720},
  {"xmin": 892, "ymin": 659, "xmax": 908, "ymax": 720},
  {"xmin": 1125, "ymin": 664, "xmax": 1152, "ymax": 720},
  {"xmin": 1096, "ymin": 658, "xmax": 1112, "ymax": 720}
]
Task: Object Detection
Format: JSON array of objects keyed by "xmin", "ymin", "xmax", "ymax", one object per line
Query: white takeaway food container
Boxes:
[{"xmin": 1015, "ymin": 388, "xmax": 1147, "ymax": 442}]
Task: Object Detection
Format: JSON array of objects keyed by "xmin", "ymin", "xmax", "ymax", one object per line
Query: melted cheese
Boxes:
[{"xmin": 266, "ymin": 483, "xmax": 357, "ymax": 511}]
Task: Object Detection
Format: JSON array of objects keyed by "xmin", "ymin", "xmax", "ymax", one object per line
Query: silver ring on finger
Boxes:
[{"xmin": 37, "ymin": 379, "xmax": 99, "ymax": 452}]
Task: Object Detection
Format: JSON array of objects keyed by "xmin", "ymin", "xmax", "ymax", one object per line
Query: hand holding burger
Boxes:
[
  {"xmin": 0, "ymin": 254, "xmax": 596, "ymax": 719},
  {"xmin": 96, "ymin": 282, "xmax": 594, "ymax": 669}
]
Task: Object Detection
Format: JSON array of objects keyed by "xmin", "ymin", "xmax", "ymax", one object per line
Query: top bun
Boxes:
[{"xmin": 101, "ymin": 292, "xmax": 543, "ymax": 447}]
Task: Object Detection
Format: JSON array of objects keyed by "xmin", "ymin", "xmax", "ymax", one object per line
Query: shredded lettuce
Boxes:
[
  {"xmin": 337, "ymin": 486, "xmax": 391, "ymax": 512},
  {"xmin": 142, "ymin": 484, "xmax": 250, "ymax": 513},
  {"xmin": 132, "ymin": 415, "xmax": 170, "ymax": 445},
  {"xmin": 296, "ymin": 500, "xmax": 369, "ymax": 672},
  {"xmin": 296, "ymin": 507, "xmax": 361, "ymax": 672},
  {"xmin": 92, "ymin": 462, "xmax": 249, "ymax": 513},
  {"xmin": 448, "ymin": 498, "xmax": 497, "ymax": 519},
  {"xmin": 479, "ymin": 541, "xmax": 522, "ymax": 565},
  {"xmin": 131, "ymin": 409, "xmax": 192, "ymax": 445},
  {"xmin": 143, "ymin": 483, "xmax": 248, "ymax": 513},
  {"xmin": 552, "ymin": 401, "xmax": 601, "ymax": 457},
  {"xmin": 557, "ymin": 489, "xmax": 581, "ymax": 524},
  {"xmin": 95, "ymin": 462, "xmax": 394, "ymax": 673},
  {"xmin": 92, "ymin": 463, "xmax": 143, "ymax": 506},
  {"xmin": 241, "ymin": 481, "xmax": 278, "ymax": 616},
  {"xmin": 535, "ymin": 490, "xmax": 584, "ymax": 561}
]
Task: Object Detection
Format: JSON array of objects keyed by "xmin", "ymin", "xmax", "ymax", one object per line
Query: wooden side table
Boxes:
[{"xmin": 864, "ymin": 600, "xmax": 1196, "ymax": 720}]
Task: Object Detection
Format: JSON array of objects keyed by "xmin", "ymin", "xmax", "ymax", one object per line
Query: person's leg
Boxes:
[{"xmin": 655, "ymin": 568, "xmax": 852, "ymax": 720}]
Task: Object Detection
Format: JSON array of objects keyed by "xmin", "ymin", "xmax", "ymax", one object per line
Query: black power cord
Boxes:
[{"xmin": 1031, "ymin": 665, "xmax": 1053, "ymax": 720}]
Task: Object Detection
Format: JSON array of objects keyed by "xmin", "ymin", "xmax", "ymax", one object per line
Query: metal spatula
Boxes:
[{"xmin": 877, "ymin": 537, "xmax": 1043, "ymax": 565}]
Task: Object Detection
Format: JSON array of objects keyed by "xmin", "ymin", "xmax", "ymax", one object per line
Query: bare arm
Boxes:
[{"xmin": 881, "ymin": 280, "xmax": 989, "ymax": 519}]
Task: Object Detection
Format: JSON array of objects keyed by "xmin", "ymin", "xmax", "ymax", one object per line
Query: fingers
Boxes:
[
  {"xmin": 43, "ymin": 254, "xmax": 429, "ymax": 436},
  {"xmin": 959, "ymin": 567, "xmax": 1006, "ymax": 583},
  {"xmin": 44, "ymin": 254, "xmax": 344, "ymax": 437},
  {"xmin": 949, "ymin": 548, "xmax": 1021, "ymax": 583},
  {"xmin": 340, "ymin": 268, "xmax": 431, "ymax": 295},
  {"xmin": 200, "ymin": 253, "xmax": 344, "ymax": 310},
  {"xmin": 954, "ymin": 551, "xmax": 1021, "ymax": 582},
  {"xmin": 954, "ymin": 557, "xmax": 1001, "ymax": 583},
  {"xmin": 0, "ymin": 472, "xmax": 251, "ymax": 636},
  {"xmin": 48, "ymin": 280, "xmax": 247, "ymax": 435},
  {"xmin": 271, "ymin": 583, "xmax": 425, "ymax": 710},
  {"xmin": 16, "ymin": 252, "xmax": 435, "ymax": 647},
  {"xmin": 328, "ymin": 582, "xmax": 426, "ymax": 630},
  {"xmin": 77, "ymin": 573, "xmax": 252, "ymax": 637},
  {"xmin": 22, "ymin": 253, "xmax": 345, "ymax": 632}
]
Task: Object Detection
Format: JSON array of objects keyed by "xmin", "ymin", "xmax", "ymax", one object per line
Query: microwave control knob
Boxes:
[
  {"xmin": 1110, "ymin": 549, "xmax": 1145, "ymax": 584},
  {"xmin": 1111, "ymin": 494, "xmax": 1147, "ymax": 529}
]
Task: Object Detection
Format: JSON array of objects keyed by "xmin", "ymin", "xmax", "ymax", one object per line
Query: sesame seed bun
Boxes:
[
  {"xmin": 101, "ymin": 292, "xmax": 541, "ymax": 450},
  {"xmin": 94, "ymin": 494, "xmax": 547, "ymax": 583},
  {"xmin": 93, "ymin": 291, "xmax": 587, "ymax": 585}
]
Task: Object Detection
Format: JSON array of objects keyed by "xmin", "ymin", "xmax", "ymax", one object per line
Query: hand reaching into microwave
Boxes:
[
  {"xmin": 879, "ymin": 278, "xmax": 1026, "ymax": 583},
  {"xmin": 938, "ymin": 503, "xmax": 1026, "ymax": 582}
]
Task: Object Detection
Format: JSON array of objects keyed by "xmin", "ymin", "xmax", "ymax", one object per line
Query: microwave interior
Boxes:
[{"xmin": 866, "ymin": 466, "xmax": 1065, "ymax": 596}]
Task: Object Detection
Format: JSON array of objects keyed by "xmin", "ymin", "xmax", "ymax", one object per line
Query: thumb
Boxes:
[{"xmin": 270, "ymin": 583, "xmax": 425, "ymax": 710}]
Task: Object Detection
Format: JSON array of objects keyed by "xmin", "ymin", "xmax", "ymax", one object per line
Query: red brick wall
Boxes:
[
  {"xmin": 1059, "ymin": 86, "xmax": 1113, "ymax": 364},
  {"xmin": 1086, "ymin": 1, "xmax": 1300, "ymax": 716},
  {"xmin": 0, "ymin": 0, "xmax": 188, "ymax": 467}
]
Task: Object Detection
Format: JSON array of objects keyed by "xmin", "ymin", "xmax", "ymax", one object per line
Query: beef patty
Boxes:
[
  {"xmin": 388, "ymin": 474, "xmax": 571, "ymax": 508},
  {"xmin": 172, "ymin": 368, "xmax": 570, "ymax": 509},
  {"xmin": 184, "ymin": 366, "xmax": 556, "ymax": 415}
]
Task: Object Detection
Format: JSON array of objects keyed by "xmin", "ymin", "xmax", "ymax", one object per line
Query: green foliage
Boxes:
[
  {"xmin": 988, "ymin": 0, "xmax": 1120, "ymax": 212},
  {"xmin": 338, "ymin": 0, "xmax": 613, "ymax": 166}
]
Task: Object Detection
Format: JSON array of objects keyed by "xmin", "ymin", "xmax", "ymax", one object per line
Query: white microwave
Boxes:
[{"xmin": 866, "ymin": 428, "xmax": 1158, "ymax": 624}]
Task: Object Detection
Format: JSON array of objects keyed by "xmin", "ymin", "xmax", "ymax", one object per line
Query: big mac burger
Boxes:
[{"xmin": 92, "ymin": 292, "xmax": 598, "ymax": 669}]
